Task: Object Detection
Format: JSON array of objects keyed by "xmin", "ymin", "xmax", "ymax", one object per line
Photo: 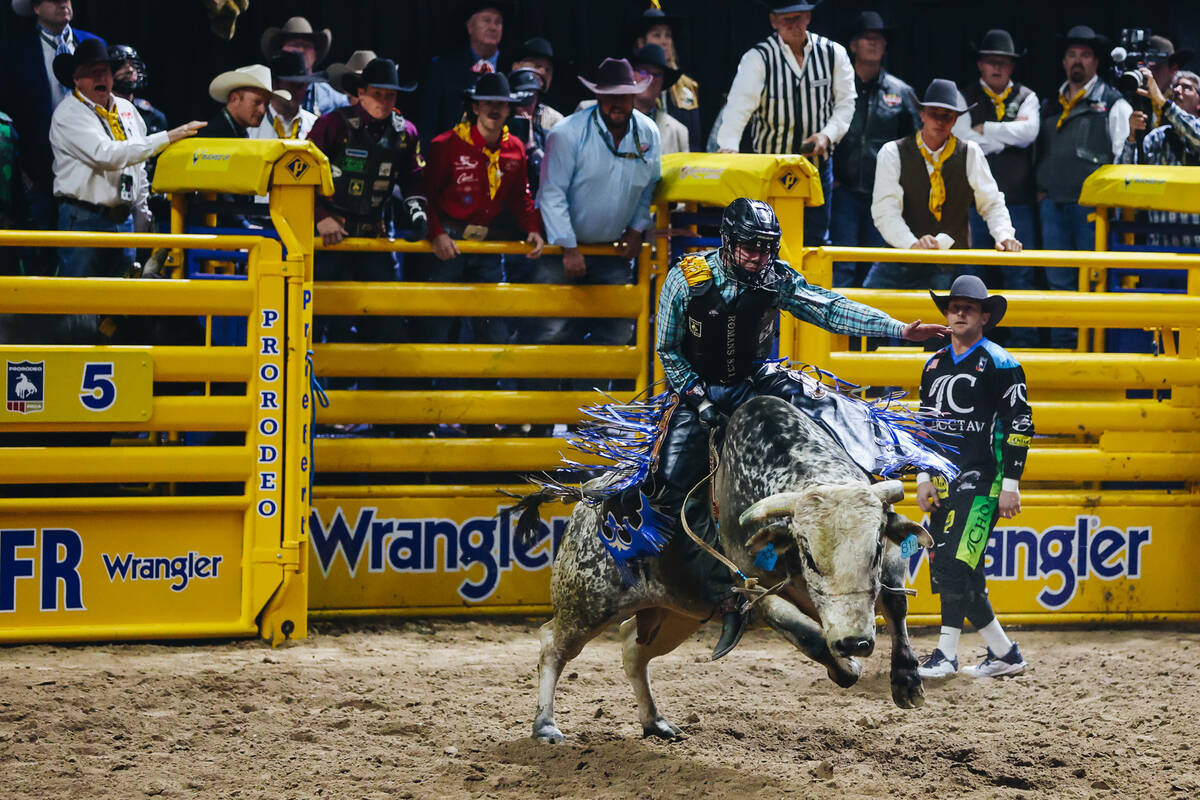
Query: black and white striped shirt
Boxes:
[{"xmin": 716, "ymin": 32, "xmax": 855, "ymax": 155}]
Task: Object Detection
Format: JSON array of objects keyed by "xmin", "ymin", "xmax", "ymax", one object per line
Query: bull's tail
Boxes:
[{"xmin": 500, "ymin": 488, "xmax": 560, "ymax": 546}]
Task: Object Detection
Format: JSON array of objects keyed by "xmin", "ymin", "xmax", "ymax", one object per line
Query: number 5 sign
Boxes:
[{"xmin": 1, "ymin": 351, "xmax": 153, "ymax": 423}]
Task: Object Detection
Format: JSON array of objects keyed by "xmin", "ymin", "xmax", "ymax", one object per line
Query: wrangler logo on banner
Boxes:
[{"xmin": 6, "ymin": 360, "xmax": 44, "ymax": 414}]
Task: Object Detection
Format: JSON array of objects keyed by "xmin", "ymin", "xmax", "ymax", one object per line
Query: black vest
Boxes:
[
  {"xmin": 328, "ymin": 107, "xmax": 413, "ymax": 219},
  {"xmin": 1036, "ymin": 79, "xmax": 1123, "ymax": 203},
  {"xmin": 963, "ymin": 81, "xmax": 1036, "ymax": 204},
  {"xmin": 896, "ymin": 134, "xmax": 971, "ymax": 248},
  {"xmin": 682, "ymin": 276, "xmax": 781, "ymax": 385}
]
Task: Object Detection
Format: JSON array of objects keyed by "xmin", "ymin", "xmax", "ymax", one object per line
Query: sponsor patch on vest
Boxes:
[
  {"xmin": 343, "ymin": 157, "xmax": 366, "ymax": 173},
  {"xmin": 688, "ymin": 317, "xmax": 702, "ymax": 337},
  {"xmin": 882, "ymin": 92, "xmax": 902, "ymax": 107},
  {"xmin": 349, "ymin": 178, "xmax": 365, "ymax": 196},
  {"xmin": 1090, "ymin": 102, "xmax": 1107, "ymax": 112},
  {"xmin": 372, "ymin": 179, "xmax": 390, "ymax": 191},
  {"xmin": 379, "ymin": 162, "xmax": 393, "ymax": 176}
]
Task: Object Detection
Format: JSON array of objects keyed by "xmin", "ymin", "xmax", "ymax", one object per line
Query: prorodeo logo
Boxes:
[
  {"xmin": 309, "ymin": 506, "xmax": 568, "ymax": 602},
  {"xmin": 5, "ymin": 360, "xmax": 44, "ymax": 414},
  {"xmin": 102, "ymin": 550, "xmax": 224, "ymax": 592}
]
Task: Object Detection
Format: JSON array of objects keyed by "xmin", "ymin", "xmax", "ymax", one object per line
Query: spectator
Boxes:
[
  {"xmin": 830, "ymin": 11, "xmax": 918, "ymax": 287},
  {"xmin": 413, "ymin": 72, "xmax": 543, "ymax": 383},
  {"xmin": 49, "ymin": 39, "xmax": 203, "ymax": 282},
  {"xmin": 307, "ymin": 58, "xmax": 427, "ymax": 346},
  {"xmin": 420, "ymin": 1, "xmax": 508, "ymax": 148},
  {"xmin": 869, "ymin": 80, "xmax": 1020, "ymax": 291},
  {"xmin": 715, "ymin": 0, "xmax": 854, "ymax": 247},
  {"xmin": 200, "ymin": 64, "xmax": 288, "ymax": 138},
  {"xmin": 510, "ymin": 37, "xmax": 564, "ymax": 130},
  {"xmin": 953, "ymin": 29, "xmax": 1040, "ymax": 347},
  {"xmin": 327, "ymin": 50, "xmax": 378, "ymax": 103},
  {"xmin": 916, "ymin": 275, "xmax": 1032, "ymax": 680},
  {"xmin": 250, "ymin": 52, "xmax": 319, "ymax": 141},
  {"xmin": 1146, "ymin": 35, "xmax": 1192, "ymax": 101},
  {"xmin": 1119, "ymin": 67, "xmax": 1200, "ymax": 249},
  {"xmin": 535, "ymin": 57, "xmax": 660, "ymax": 373},
  {"xmin": 507, "ymin": 67, "xmax": 550, "ymax": 196},
  {"xmin": 259, "ymin": 16, "xmax": 348, "ymax": 117},
  {"xmin": 576, "ymin": 45, "xmax": 688, "ymax": 154},
  {"xmin": 0, "ymin": 108, "xmax": 25, "ymax": 276},
  {"xmin": 630, "ymin": 3, "xmax": 701, "ymax": 151},
  {"xmin": 1, "ymin": 0, "xmax": 101, "ymax": 273},
  {"xmin": 1036, "ymin": 25, "xmax": 1130, "ymax": 348}
]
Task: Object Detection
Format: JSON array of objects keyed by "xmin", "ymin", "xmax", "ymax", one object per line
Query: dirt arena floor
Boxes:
[{"xmin": 3, "ymin": 620, "xmax": 1198, "ymax": 800}]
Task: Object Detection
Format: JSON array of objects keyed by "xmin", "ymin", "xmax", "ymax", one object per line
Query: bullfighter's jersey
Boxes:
[{"xmin": 920, "ymin": 337, "xmax": 1032, "ymax": 493}]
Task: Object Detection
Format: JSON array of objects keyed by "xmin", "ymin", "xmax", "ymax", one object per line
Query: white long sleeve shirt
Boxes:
[
  {"xmin": 49, "ymin": 92, "xmax": 169, "ymax": 230},
  {"xmin": 871, "ymin": 135, "xmax": 1015, "ymax": 250},
  {"xmin": 953, "ymin": 80, "xmax": 1041, "ymax": 156},
  {"xmin": 715, "ymin": 32, "xmax": 855, "ymax": 152}
]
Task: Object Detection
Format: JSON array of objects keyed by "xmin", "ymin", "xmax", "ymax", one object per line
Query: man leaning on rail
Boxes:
[{"xmin": 653, "ymin": 197, "xmax": 951, "ymax": 660}]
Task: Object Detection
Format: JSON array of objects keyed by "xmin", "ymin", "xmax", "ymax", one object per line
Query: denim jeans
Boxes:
[
  {"xmin": 407, "ymin": 251, "xmax": 508, "ymax": 346},
  {"xmin": 863, "ymin": 261, "xmax": 954, "ymax": 291},
  {"xmin": 967, "ymin": 203, "xmax": 1038, "ymax": 348},
  {"xmin": 314, "ymin": 249, "xmax": 402, "ymax": 344},
  {"xmin": 828, "ymin": 187, "xmax": 885, "ymax": 287},
  {"xmin": 1039, "ymin": 198, "xmax": 1096, "ymax": 348},
  {"xmin": 57, "ymin": 201, "xmax": 134, "ymax": 278},
  {"xmin": 804, "ymin": 155, "xmax": 833, "ymax": 248}
]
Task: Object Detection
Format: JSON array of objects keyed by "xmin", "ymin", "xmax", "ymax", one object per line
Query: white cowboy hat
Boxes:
[{"xmin": 209, "ymin": 64, "xmax": 292, "ymax": 104}]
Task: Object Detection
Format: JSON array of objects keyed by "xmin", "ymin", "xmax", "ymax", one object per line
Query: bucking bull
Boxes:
[{"xmin": 515, "ymin": 395, "xmax": 933, "ymax": 743}]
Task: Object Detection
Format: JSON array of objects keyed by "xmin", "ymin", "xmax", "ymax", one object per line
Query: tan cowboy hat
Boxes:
[
  {"xmin": 327, "ymin": 50, "xmax": 377, "ymax": 95},
  {"xmin": 260, "ymin": 16, "xmax": 332, "ymax": 64},
  {"xmin": 209, "ymin": 64, "xmax": 292, "ymax": 104}
]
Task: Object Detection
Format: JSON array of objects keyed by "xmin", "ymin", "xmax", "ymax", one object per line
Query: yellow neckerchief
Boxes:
[
  {"xmin": 453, "ymin": 120, "xmax": 509, "ymax": 200},
  {"xmin": 271, "ymin": 111, "xmax": 300, "ymax": 139},
  {"xmin": 74, "ymin": 89, "xmax": 125, "ymax": 141},
  {"xmin": 1057, "ymin": 84, "xmax": 1089, "ymax": 129},
  {"xmin": 981, "ymin": 82, "xmax": 1012, "ymax": 121},
  {"xmin": 916, "ymin": 132, "xmax": 957, "ymax": 222}
]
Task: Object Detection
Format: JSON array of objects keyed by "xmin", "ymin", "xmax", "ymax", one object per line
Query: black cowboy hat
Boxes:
[
  {"xmin": 344, "ymin": 58, "xmax": 417, "ymax": 94},
  {"xmin": 269, "ymin": 51, "xmax": 321, "ymax": 85},
  {"xmin": 463, "ymin": 71, "xmax": 524, "ymax": 102},
  {"xmin": 930, "ymin": 275, "xmax": 1007, "ymax": 330},
  {"xmin": 459, "ymin": 0, "xmax": 511, "ymax": 23},
  {"xmin": 974, "ymin": 29, "xmax": 1025, "ymax": 59},
  {"xmin": 1059, "ymin": 25, "xmax": 1111, "ymax": 57},
  {"xmin": 918, "ymin": 78, "xmax": 975, "ymax": 113},
  {"xmin": 849, "ymin": 11, "xmax": 894, "ymax": 41},
  {"xmin": 52, "ymin": 37, "xmax": 117, "ymax": 89},
  {"xmin": 513, "ymin": 36, "xmax": 558, "ymax": 66},
  {"xmin": 630, "ymin": 5, "xmax": 685, "ymax": 40},
  {"xmin": 578, "ymin": 57, "xmax": 653, "ymax": 95},
  {"xmin": 630, "ymin": 43, "xmax": 681, "ymax": 88},
  {"xmin": 758, "ymin": 0, "xmax": 822, "ymax": 13}
]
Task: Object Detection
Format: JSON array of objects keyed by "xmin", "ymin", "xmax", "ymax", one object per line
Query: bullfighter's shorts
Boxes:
[{"xmin": 927, "ymin": 472, "xmax": 999, "ymax": 596}]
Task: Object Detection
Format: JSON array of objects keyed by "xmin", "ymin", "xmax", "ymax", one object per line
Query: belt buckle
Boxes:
[{"xmin": 462, "ymin": 224, "xmax": 488, "ymax": 241}]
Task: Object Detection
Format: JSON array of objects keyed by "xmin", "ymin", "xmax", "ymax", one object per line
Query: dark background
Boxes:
[{"xmin": 6, "ymin": 0, "xmax": 1200, "ymax": 141}]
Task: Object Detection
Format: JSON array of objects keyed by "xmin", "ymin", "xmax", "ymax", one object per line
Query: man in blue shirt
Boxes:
[{"xmin": 533, "ymin": 57, "xmax": 661, "ymax": 376}]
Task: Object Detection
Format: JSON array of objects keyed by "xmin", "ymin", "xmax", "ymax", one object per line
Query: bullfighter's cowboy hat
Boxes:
[
  {"xmin": 630, "ymin": 44, "xmax": 681, "ymax": 89},
  {"xmin": 578, "ymin": 57, "xmax": 653, "ymax": 95},
  {"xmin": 260, "ymin": 17, "xmax": 332, "ymax": 64},
  {"xmin": 326, "ymin": 50, "xmax": 378, "ymax": 95},
  {"xmin": 208, "ymin": 64, "xmax": 292, "ymax": 104},
  {"xmin": 930, "ymin": 275, "xmax": 1007, "ymax": 330},
  {"xmin": 342, "ymin": 58, "xmax": 417, "ymax": 94},
  {"xmin": 974, "ymin": 29, "xmax": 1026, "ymax": 59},
  {"xmin": 52, "ymin": 38, "xmax": 117, "ymax": 89},
  {"xmin": 917, "ymin": 78, "xmax": 976, "ymax": 113}
]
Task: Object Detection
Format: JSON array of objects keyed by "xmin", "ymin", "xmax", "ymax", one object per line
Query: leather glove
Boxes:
[
  {"xmin": 681, "ymin": 382, "xmax": 727, "ymax": 430},
  {"xmin": 698, "ymin": 403, "xmax": 728, "ymax": 430},
  {"xmin": 403, "ymin": 196, "xmax": 429, "ymax": 242}
]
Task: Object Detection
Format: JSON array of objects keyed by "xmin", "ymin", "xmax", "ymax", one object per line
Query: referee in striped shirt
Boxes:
[{"xmin": 715, "ymin": 0, "xmax": 854, "ymax": 248}]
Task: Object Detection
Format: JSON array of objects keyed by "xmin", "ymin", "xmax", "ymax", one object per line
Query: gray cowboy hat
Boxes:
[
  {"xmin": 918, "ymin": 78, "xmax": 975, "ymax": 113},
  {"xmin": 1059, "ymin": 25, "xmax": 1111, "ymax": 58},
  {"xmin": 975, "ymin": 29, "xmax": 1025, "ymax": 59},
  {"xmin": 930, "ymin": 275, "xmax": 1007, "ymax": 329},
  {"xmin": 578, "ymin": 57, "xmax": 652, "ymax": 95},
  {"xmin": 327, "ymin": 50, "xmax": 378, "ymax": 95}
]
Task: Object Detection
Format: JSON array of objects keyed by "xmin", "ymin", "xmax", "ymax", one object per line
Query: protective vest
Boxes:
[
  {"xmin": 896, "ymin": 134, "xmax": 970, "ymax": 248},
  {"xmin": 328, "ymin": 107, "xmax": 413, "ymax": 219},
  {"xmin": 681, "ymin": 254, "xmax": 782, "ymax": 385},
  {"xmin": 963, "ymin": 81, "xmax": 1036, "ymax": 204},
  {"xmin": 1036, "ymin": 79, "xmax": 1122, "ymax": 203}
]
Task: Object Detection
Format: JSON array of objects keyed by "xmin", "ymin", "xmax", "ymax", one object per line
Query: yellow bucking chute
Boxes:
[
  {"xmin": 153, "ymin": 138, "xmax": 334, "ymax": 197},
  {"xmin": 656, "ymin": 152, "xmax": 824, "ymax": 208},
  {"xmin": 1080, "ymin": 164, "xmax": 1200, "ymax": 214}
]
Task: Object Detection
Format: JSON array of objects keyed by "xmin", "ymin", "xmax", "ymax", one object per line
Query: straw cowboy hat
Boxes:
[
  {"xmin": 208, "ymin": 64, "xmax": 292, "ymax": 104},
  {"xmin": 578, "ymin": 57, "xmax": 652, "ymax": 95},
  {"xmin": 327, "ymin": 50, "xmax": 377, "ymax": 94},
  {"xmin": 260, "ymin": 17, "xmax": 332, "ymax": 64},
  {"xmin": 930, "ymin": 275, "xmax": 1007, "ymax": 329}
]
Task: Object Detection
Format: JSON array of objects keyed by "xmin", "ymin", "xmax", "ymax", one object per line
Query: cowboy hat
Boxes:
[
  {"xmin": 513, "ymin": 37, "xmax": 558, "ymax": 67},
  {"xmin": 260, "ymin": 17, "xmax": 332, "ymax": 64},
  {"xmin": 508, "ymin": 67, "xmax": 545, "ymax": 97},
  {"xmin": 1146, "ymin": 35, "xmax": 1194, "ymax": 70},
  {"xmin": 463, "ymin": 71, "xmax": 524, "ymax": 103},
  {"xmin": 630, "ymin": 5, "xmax": 685, "ymax": 40},
  {"xmin": 578, "ymin": 57, "xmax": 652, "ymax": 95},
  {"xmin": 459, "ymin": 0, "xmax": 511, "ymax": 23},
  {"xmin": 327, "ymin": 50, "xmax": 378, "ymax": 95},
  {"xmin": 208, "ymin": 64, "xmax": 292, "ymax": 104},
  {"xmin": 269, "ymin": 51, "xmax": 321, "ymax": 85},
  {"xmin": 1059, "ymin": 25, "xmax": 1111, "ymax": 57},
  {"xmin": 930, "ymin": 275, "xmax": 1007, "ymax": 329},
  {"xmin": 918, "ymin": 78, "xmax": 975, "ymax": 113},
  {"xmin": 52, "ymin": 38, "xmax": 117, "ymax": 90},
  {"xmin": 630, "ymin": 44, "xmax": 681, "ymax": 89},
  {"xmin": 759, "ymin": 0, "xmax": 822, "ymax": 13},
  {"xmin": 974, "ymin": 29, "xmax": 1025, "ymax": 59},
  {"xmin": 849, "ymin": 11, "xmax": 894, "ymax": 41},
  {"xmin": 343, "ymin": 58, "xmax": 417, "ymax": 94}
]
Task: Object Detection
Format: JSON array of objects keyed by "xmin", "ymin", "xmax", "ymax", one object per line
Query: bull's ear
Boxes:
[
  {"xmin": 884, "ymin": 511, "xmax": 933, "ymax": 548},
  {"xmin": 744, "ymin": 519, "xmax": 795, "ymax": 556}
]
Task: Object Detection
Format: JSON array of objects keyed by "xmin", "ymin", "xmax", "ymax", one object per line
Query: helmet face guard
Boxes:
[
  {"xmin": 719, "ymin": 197, "xmax": 782, "ymax": 286},
  {"xmin": 108, "ymin": 45, "xmax": 147, "ymax": 95}
]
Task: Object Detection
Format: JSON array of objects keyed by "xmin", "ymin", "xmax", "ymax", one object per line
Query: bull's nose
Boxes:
[{"xmin": 833, "ymin": 637, "xmax": 875, "ymax": 657}]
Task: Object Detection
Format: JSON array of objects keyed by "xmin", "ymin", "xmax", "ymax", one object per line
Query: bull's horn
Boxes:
[
  {"xmin": 738, "ymin": 492, "xmax": 806, "ymax": 527},
  {"xmin": 870, "ymin": 480, "xmax": 904, "ymax": 505}
]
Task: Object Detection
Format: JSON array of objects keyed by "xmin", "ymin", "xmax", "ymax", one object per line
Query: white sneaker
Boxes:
[
  {"xmin": 962, "ymin": 642, "xmax": 1027, "ymax": 678},
  {"xmin": 917, "ymin": 648, "xmax": 958, "ymax": 678}
]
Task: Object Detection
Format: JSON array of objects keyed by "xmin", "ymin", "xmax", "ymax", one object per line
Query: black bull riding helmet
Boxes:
[{"xmin": 719, "ymin": 197, "xmax": 782, "ymax": 285}]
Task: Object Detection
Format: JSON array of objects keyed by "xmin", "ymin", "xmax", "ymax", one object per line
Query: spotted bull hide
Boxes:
[{"xmin": 531, "ymin": 395, "xmax": 932, "ymax": 743}]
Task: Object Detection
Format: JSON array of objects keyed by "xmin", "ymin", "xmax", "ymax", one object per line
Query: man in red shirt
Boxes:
[{"xmin": 414, "ymin": 71, "xmax": 544, "ymax": 355}]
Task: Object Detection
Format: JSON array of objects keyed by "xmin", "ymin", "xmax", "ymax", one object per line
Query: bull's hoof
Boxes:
[
  {"xmin": 826, "ymin": 656, "xmax": 862, "ymax": 688},
  {"xmin": 890, "ymin": 670, "xmax": 926, "ymax": 709},
  {"xmin": 642, "ymin": 717, "xmax": 685, "ymax": 740},
  {"xmin": 533, "ymin": 722, "xmax": 565, "ymax": 743}
]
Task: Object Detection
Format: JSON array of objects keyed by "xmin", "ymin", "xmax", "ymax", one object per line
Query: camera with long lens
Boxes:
[{"xmin": 1110, "ymin": 28, "xmax": 1157, "ymax": 135}]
